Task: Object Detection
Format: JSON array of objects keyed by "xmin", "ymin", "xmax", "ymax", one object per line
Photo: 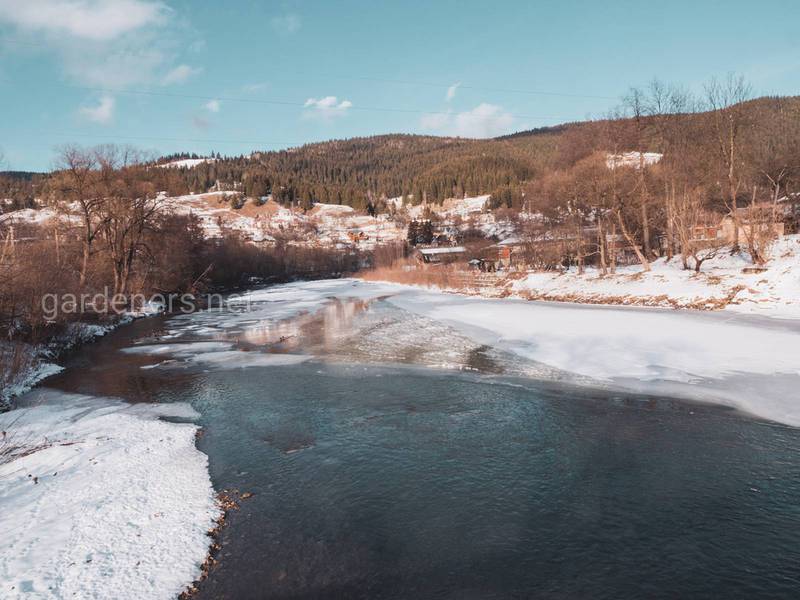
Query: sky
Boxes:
[{"xmin": 1, "ymin": 0, "xmax": 799, "ymax": 171}]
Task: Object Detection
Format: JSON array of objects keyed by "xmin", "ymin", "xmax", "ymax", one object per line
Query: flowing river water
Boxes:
[{"xmin": 32, "ymin": 280, "xmax": 800, "ymax": 599}]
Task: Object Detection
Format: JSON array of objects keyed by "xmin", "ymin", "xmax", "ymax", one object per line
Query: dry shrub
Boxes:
[{"xmin": 0, "ymin": 342, "xmax": 35, "ymax": 401}]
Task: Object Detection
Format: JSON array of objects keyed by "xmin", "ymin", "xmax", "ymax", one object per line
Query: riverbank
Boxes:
[
  {"xmin": 363, "ymin": 235, "xmax": 800, "ymax": 320},
  {"xmin": 1, "ymin": 304, "xmax": 165, "ymax": 410},
  {"xmin": 0, "ymin": 391, "xmax": 219, "ymax": 599}
]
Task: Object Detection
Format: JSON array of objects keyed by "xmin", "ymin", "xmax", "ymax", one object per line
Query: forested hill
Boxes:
[
  {"xmin": 176, "ymin": 133, "xmax": 558, "ymax": 210},
  {"xmin": 168, "ymin": 94, "xmax": 800, "ymax": 211},
  {"xmin": 2, "ymin": 94, "xmax": 798, "ymax": 214}
]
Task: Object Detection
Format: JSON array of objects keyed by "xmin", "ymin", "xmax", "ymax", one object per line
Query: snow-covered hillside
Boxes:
[
  {"xmin": 158, "ymin": 193, "xmax": 501, "ymax": 249},
  {"xmin": 156, "ymin": 158, "xmax": 218, "ymax": 169},
  {"xmin": 1, "ymin": 193, "xmax": 505, "ymax": 251}
]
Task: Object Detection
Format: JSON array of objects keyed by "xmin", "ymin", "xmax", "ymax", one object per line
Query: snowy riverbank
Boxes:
[
  {"xmin": 0, "ymin": 391, "xmax": 219, "ymax": 599},
  {"xmin": 1, "ymin": 304, "xmax": 164, "ymax": 409},
  {"xmin": 507, "ymin": 235, "xmax": 800, "ymax": 320}
]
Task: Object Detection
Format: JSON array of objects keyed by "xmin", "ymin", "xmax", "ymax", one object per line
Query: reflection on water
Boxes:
[
  {"xmin": 232, "ymin": 297, "xmax": 373, "ymax": 352},
  {"xmin": 39, "ymin": 287, "xmax": 800, "ymax": 600}
]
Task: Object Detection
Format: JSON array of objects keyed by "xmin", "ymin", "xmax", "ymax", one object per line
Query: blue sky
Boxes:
[{"xmin": 1, "ymin": 0, "xmax": 799, "ymax": 171}]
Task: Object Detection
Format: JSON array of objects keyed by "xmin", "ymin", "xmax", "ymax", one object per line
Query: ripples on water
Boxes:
[{"xmin": 45, "ymin": 289, "xmax": 800, "ymax": 599}]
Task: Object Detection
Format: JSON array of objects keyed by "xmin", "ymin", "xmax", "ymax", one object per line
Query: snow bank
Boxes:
[
  {"xmin": 0, "ymin": 390, "xmax": 218, "ymax": 599},
  {"xmin": 509, "ymin": 235, "xmax": 800, "ymax": 320},
  {"xmin": 0, "ymin": 357, "xmax": 63, "ymax": 404},
  {"xmin": 1, "ymin": 321, "xmax": 122, "ymax": 408}
]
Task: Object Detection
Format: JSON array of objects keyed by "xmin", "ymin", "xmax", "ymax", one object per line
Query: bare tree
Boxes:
[
  {"xmin": 93, "ymin": 149, "xmax": 164, "ymax": 295},
  {"xmin": 739, "ymin": 186, "xmax": 778, "ymax": 266},
  {"xmin": 705, "ymin": 73, "xmax": 753, "ymax": 254},
  {"xmin": 645, "ymin": 79, "xmax": 695, "ymax": 261},
  {"xmin": 623, "ymin": 87, "xmax": 654, "ymax": 257},
  {"xmin": 601, "ymin": 111, "xmax": 651, "ymax": 271},
  {"xmin": 52, "ymin": 145, "xmax": 102, "ymax": 287},
  {"xmin": 673, "ymin": 188, "xmax": 725, "ymax": 272}
]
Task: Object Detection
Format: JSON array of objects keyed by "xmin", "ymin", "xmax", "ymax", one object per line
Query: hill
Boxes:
[{"xmin": 156, "ymin": 94, "xmax": 800, "ymax": 211}]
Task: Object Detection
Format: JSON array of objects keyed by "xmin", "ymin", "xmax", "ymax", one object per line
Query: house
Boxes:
[
  {"xmin": 469, "ymin": 245, "xmax": 513, "ymax": 272},
  {"xmin": 415, "ymin": 246, "xmax": 467, "ymax": 264},
  {"xmin": 719, "ymin": 206, "xmax": 785, "ymax": 245}
]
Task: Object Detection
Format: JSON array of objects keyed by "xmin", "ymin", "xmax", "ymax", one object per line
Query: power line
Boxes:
[
  {"xmin": 343, "ymin": 75, "xmax": 617, "ymax": 100},
  {"xmin": 1, "ymin": 36, "xmax": 618, "ymax": 101},
  {"xmin": 26, "ymin": 130, "xmax": 305, "ymax": 146},
  {"xmin": 57, "ymin": 84, "xmax": 581, "ymax": 121}
]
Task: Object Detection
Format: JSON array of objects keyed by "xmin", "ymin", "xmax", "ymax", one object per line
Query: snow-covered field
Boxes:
[
  {"xmin": 0, "ymin": 391, "xmax": 218, "ymax": 600},
  {"xmin": 1, "ymin": 193, "xmax": 503, "ymax": 251}
]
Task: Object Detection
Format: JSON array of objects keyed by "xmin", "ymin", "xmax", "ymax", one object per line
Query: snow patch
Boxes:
[{"xmin": 0, "ymin": 390, "xmax": 219, "ymax": 599}]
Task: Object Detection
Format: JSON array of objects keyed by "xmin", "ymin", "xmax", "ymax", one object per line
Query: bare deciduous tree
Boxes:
[
  {"xmin": 673, "ymin": 188, "xmax": 724, "ymax": 272},
  {"xmin": 52, "ymin": 145, "xmax": 102, "ymax": 288},
  {"xmin": 705, "ymin": 73, "xmax": 753, "ymax": 254}
]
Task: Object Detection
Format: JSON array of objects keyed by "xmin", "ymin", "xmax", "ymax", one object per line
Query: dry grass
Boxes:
[{"xmin": 360, "ymin": 259, "xmax": 482, "ymax": 290}]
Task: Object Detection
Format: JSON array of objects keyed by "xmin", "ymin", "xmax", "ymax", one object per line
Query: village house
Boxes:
[
  {"xmin": 719, "ymin": 205, "xmax": 785, "ymax": 245},
  {"xmin": 470, "ymin": 244, "xmax": 515, "ymax": 272},
  {"xmin": 415, "ymin": 246, "xmax": 467, "ymax": 264}
]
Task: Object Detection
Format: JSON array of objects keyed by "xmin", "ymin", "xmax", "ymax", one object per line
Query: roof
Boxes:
[{"xmin": 417, "ymin": 246, "xmax": 467, "ymax": 255}]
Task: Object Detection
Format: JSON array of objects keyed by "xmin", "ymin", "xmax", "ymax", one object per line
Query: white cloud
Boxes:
[
  {"xmin": 0, "ymin": 0, "xmax": 201, "ymax": 89},
  {"xmin": 79, "ymin": 95, "xmax": 115, "ymax": 123},
  {"xmin": 242, "ymin": 82, "xmax": 268, "ymax": 93},
  {"xmin": 420, "ymin": 103, "xmax": 514, "ymax": 138},
  {"xmin": 162, "ymin": 64, "xmax": 202, "ymax": 85},
  {"xmin": 0, "ymin": 0, "xmax": 168, "ymax": 42},
  {"xmin": 271, "ymin": 13, "xmax": 301, "ymax": 35},
  {"xmin": 204, "ymin": 99, "xmax": 220, "ymax": 112},
  {"xmin": 420, "ymin": 111, "xmax": 452, "ymax": 130},
  {"xmin": 445, "ymin": 82, "xmax": 460, "ymax": 102},
  {"xmin": 303, "ymin": 96, "xmax": 353, "ymax": 119}
]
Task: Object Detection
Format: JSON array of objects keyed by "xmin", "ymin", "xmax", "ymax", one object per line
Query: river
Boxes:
[{"xmin": 34, "ymin": 280, "xmax": 800, "ymax": 599}]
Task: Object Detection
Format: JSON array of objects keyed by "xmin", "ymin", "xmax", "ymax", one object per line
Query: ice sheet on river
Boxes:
[
  {"xmin": 148, "ymin": 279, "xmax": 800, "ymax": 425},
  {"xmin": 384, "ymin": 287, "xmax": 800, "ymax": 426}
]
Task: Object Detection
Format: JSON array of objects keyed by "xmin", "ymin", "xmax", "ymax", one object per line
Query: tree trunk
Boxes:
[
  {"xmin": 609, "ymin": 222, "xmax": 617, "ymax": 274},
  {"xmin": 616, "ymin": 210, "xmax": 650, "ymax": 271},
  {"xmin": 641, "ymin": 193, "xmax": 651, "ymax": 257},
  {"xmin": 598, "ymin": 219, "xmax": 607, "ymax": 276},
  {"xmin": 80, "ymin": 241, "xmax": 90, "ymax": 288},
  {"xmin": 665, "ymin": 180, "xmax": 674, "ymax": 261}
]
